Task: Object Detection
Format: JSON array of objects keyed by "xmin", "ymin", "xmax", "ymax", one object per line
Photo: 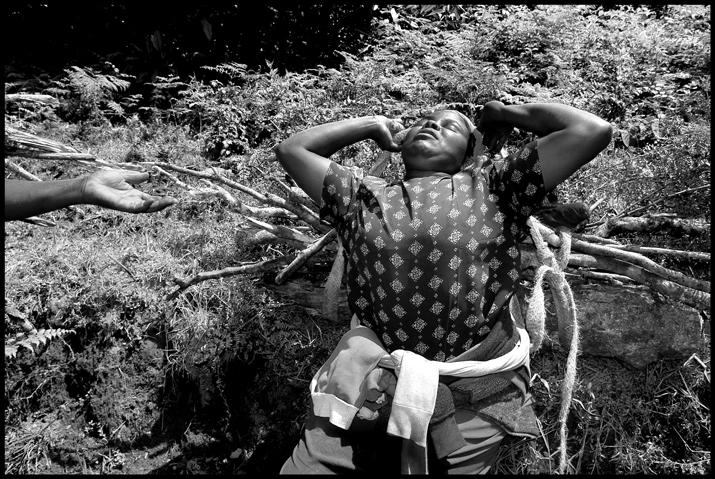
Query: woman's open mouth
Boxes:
[{"xmin": 415, "ymin": 130, "xmax": 439, "ymax": 139}]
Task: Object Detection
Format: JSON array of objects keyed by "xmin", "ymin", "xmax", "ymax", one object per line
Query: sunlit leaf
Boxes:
[
  {"xmin": 201, "ymin": 18, "xmax": 213, "ymax": 41},
  {"xmin": 620, "ymin": 129, "xmax": 631, "ymax": 147}
]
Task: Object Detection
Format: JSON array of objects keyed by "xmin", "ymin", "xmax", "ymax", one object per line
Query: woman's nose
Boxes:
[{"xmin": 423, "ymin": 120, "xmax": 439, "ymax": 130}]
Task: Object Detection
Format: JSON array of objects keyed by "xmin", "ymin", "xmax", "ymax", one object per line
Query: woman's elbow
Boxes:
[
  {"xmin": 274, "ymin": 141, "xmax": 288, "ymax": 163},
  {"xmin": 274, "ymin": 140, "xmax": 296, "ymax": 168},
  {"xmin": 594, "ymin": 121, "xmax": 613, "ymax": 151}
]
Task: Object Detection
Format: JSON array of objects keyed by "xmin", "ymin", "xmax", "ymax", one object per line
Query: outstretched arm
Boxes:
[
  {"xmin": 5, "ymin": 170, "xmax": 177, "ymax": 221},
  {"xmin": 274, "ymin": 116, "xmax": 402, "ymax": 204},
  {"xmin": 477, "ymin": 101, "xmax": 613, "ymax": 191}
]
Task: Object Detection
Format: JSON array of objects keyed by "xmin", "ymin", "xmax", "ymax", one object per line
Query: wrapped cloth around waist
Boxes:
[{"xmin": 310, "ymin": 312, "xmax": 531, "ymax": 474}]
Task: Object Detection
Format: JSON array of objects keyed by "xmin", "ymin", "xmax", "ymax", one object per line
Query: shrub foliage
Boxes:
[{"xmin": 4, "ymin": 4, "xmax": 710, "ymax": 475}]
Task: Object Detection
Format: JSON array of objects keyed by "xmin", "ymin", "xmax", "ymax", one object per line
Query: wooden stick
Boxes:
[
  {"xmin": 5, "ymin": 151, "xmax": 96, "ymax": 161},
  {"xmin": 620, "ymin": 184, "xmax": 710, "ymax": 218},
  {"xmin": 571, "ymin": 237, "xmax": 709, "ymax": 293},
  {"xmin": 270, "ymin": 177, "xmax": 317, "ymax": 209},
  {"xmin": 243, "ymin": 216, "xmax": 316, "ymax": 244},
  {"xmin": 5, "ymin": 160, "xmax": 42, "ymax": 181},
  {"xmin": 236, "ymin": 228, "xmax": 318, "ymax": 250},
  {"xmin": 167, "ymin": 255, "xmax": 294, "ymax": 300},
  {"xmin": 594, "ymin": 216, "xmax": 709, "ymax": 238},
  {"xmin": 275, "ymin": 229, "xmax": 337, "ymax": 284},
  {"xmin": 5, "ymin": 93, "xmax": 60, "ymax": 107},
  {"xmin": 529, "ymin": 221, "xmax": 710, "ymax": 293},
  {"xmin": 5, "ymin": 126, "xmax": 78, "ymax": 153},
  {"xmin": 20, "ymin": 216, "xmax": 56, "ymax": 227},
  {"xmin": 571, "ymin": 232, "xmax": 622, "ymax": 245},
  {"xmin": 604, "ymin": 244, "xmax": 710, "ymax": 262},
  {"xmin": 521, "ymin": 246, "xmax": 710, "ymax": 310},
  {"xmin": 141, "ymin": 160, "xmax": 323, "ymax": 229},
  {"xmin": 570, "ymin": 269, "xmax": 635, "ymax": 285}
]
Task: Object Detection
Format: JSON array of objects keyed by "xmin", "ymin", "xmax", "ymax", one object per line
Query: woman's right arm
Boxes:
[
  {"xmin": 274, "ymin": 116, "xmax": 402, "ymax": 204},
  {"xmin": 477, "ymin": 101, "xmax": 612, "ymax": 191}
]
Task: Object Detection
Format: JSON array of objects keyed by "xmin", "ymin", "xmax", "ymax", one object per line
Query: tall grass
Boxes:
[{"xmin": 5, "ymin": 4, "xmax": 709, "ymax": 475}]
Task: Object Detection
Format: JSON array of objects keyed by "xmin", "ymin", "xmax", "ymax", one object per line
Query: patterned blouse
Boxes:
[{"xmin": 320, "ymin": 142, "xmax": 552, "ymax": 362}]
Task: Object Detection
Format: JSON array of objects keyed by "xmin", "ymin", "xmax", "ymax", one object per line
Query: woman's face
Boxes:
[{"xmin": 400, "ymin": 110, "xmax": 471, "ymax": 175}]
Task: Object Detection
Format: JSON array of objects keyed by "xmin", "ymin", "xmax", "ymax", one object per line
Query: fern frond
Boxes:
[
  {"xmin": 104, "ymin": 101, "xmax": 126, "ymax": 117},
  {"xmin": 42, "ymin": 87, "xmax": 71, "ymax": 97},
  {"xmin": 202, "ymin": 62, "xmax": 248, "ymax": 80},
  {"xmin": 5, "ymin": 328, "xmax": 76, "ymax": 359},
  {"xmin": 5, "ymin": 344, "xmax": 19, "ymax": 359},
  {"xmin": 65, "ymin": 66, "xmax": 131, "ymax": 94}
]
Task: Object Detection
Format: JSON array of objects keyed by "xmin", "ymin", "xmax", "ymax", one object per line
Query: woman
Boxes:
[{"xmin": 275, "ymin": 100, "xmax": 612, "ymax": 474}]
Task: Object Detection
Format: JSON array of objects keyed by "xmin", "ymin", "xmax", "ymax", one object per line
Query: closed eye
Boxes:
[{"xmin": 442, "ymin": 120, "xmax": 462, "ymax": 132}]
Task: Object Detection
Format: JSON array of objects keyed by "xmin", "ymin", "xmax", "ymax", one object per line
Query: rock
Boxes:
[
  {"xmin": 534, "ymin": 282, "xmax": 705, "ymax": 369},
  {"xmin": 271, "ymin": 278, "xmax": 705, "ymax": 370}
]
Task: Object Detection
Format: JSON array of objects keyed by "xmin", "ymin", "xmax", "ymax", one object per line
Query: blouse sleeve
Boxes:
[
  {"xmin": 319, "ymin": 162, "xmax": 362, "ymax": 228},
  {"xmin": 485, "ymin": 141, "xmax": 556, "ymax": 232}
]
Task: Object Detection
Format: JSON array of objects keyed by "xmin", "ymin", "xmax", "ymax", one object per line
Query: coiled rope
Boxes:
[{"xmin": 525, "ymin": 216, "xmax": 580, "ymax": 474}]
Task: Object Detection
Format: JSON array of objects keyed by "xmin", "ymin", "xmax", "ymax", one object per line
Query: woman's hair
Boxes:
[{"xmin": 461, "ymin": 129, "xmax": 488, "ymax": 173}]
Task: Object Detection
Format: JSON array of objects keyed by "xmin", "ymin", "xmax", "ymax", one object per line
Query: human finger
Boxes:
[
  {"xmin": 482, "ymin": 133, "xmax": 496, "ymax": 152},
  {"xmin": 119, "ymin": 170, "xmax": 151, "ymax": 185},
  {"xmin": 141, "ymin": 196, "xmax": 178, "ymax": 213}
]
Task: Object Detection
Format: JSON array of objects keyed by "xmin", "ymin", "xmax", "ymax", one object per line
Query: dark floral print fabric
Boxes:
[{"xmin": 320, "ymin": 143, "xmax": 552, "ymax": 361}]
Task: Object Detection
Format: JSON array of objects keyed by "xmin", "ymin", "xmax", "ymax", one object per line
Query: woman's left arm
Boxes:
[{"xmin": 478, "ymin": 101, "xmax": 613, "ymax": 191}]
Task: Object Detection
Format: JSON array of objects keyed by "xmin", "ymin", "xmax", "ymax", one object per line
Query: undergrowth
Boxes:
[{"xmin": 4, "ymin": 4, "xmax": 710, "ymax": 475}]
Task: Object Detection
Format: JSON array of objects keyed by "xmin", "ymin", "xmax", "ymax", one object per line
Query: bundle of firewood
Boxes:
[{"xmin": 5, "ymin": 107, "xmax": 710, "ymax": 313}]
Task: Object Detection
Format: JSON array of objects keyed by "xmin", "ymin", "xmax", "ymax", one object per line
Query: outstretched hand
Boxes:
[
  {"xmin": 477, "ymin": 101, "xmax": 514, "ymax": 154},
  {"xmin": 81, "ymin": 170, "xmax": 177, "ymax": 213}
]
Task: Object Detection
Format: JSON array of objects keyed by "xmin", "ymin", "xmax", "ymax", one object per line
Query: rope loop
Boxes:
[{"xmin": 524, "ymin": 215, "xmax": 581, "ymax": 475}]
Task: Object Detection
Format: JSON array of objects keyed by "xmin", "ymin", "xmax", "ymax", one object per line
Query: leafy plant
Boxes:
[
  {"xmin": 44, "ymin": 65, "xmax": 133, "ymax": 124},
  {"xmin": 5, "ymin": 328, "xmax": 76, "ymax": 359}
]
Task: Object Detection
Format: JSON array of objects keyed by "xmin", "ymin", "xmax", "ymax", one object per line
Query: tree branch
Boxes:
[
  {"xmin": 167, "ymin": 256, "xmax": 294, "ymax": 300},
  {"xmin": 522, "ymin": 245, "xmax": 710, "ymax": 310},
  {"xmin": 528, "ymin": 221, "xmax": 709, "ymax": 293},
  {"xmin": 275, "ymin": 229, "xmax": 337, "ymax": 284},
  {"xmin": 594, "ymin": 216, "xmax": 710, "ymax": 238}
]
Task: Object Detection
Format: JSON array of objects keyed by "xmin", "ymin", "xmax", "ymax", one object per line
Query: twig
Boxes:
[
  {"xmin": 620, "ymin": 184, "xmax": 710, "ymax": 219},
  {"xmin": 199, "ymin": 178, "xmax": 239, "ymax": 205},
  {"xmin": 571, "ymin": 269, "xmax": 635, "ymax": 285},
  {"xmin": 242, "ymin": 216, "xmax": 316, "ymax": 244},
  {"xmin": 594, "ymin": 216, "xmax": 709, "ymax": 239},
  {"xmin": 604, "ymin": 244, "xmax": 710, "ymax": 262},
  {"xmin": 5, "ymin": 93, "xmax": 60, "ymax": 107},
  {"xmin": 5, "ymin": 126, "xmax": 78, "ymax": 153},
  {"xmin": 572, "ymin": 237, "xmax": 709, "ymax": 293},
  {"xmin": 275, "ymin": 229, "xmax": 337, "ymax": 284},
  {"xmin": 167, "ymin": 255, "xmax": 294, "ymax": 300},
  {"xmin": 20, "ymin": 217, "xmax": 56, "ymax": 227},
  {"xmin": 106, "ymin": 254, "xmax": 137, "ymax": 281},
  {"xmin": 530, "ymin": 221, "xmax": 710, "ymax": 293},
  {"xmin": 5, "ymin": 160, "xmax": 42, "ymax": 181},
  {"xmin": 521, "ymin": 245, "xmax": 710, "ymax": 310},
  {"xmin": 5, "ymin": 151, "xmax": 96, "ymax": 161},
  {"xmin": 144, "ymin": 160, "xmax": 322, "ymax": 226},
  {"xmin": 588, "ymin": 197, "xmax": 606, "ymax": 213},
  {"xmin": 571, "ymin": 232, "xmax": 621, "ymax": 245},
  {"xmin": 269, "ymin": 177, "xmax": 317, "ymax": 209}
]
